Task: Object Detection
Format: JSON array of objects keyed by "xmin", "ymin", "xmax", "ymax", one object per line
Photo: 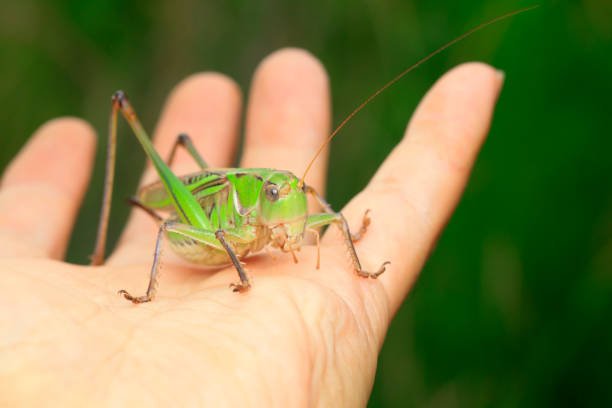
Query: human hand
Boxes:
[{"xmin": 0, "ymin": 49, "xmax": 503, "ymax": 406}]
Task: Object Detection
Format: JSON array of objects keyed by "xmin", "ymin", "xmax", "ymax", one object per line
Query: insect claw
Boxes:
[
  {"xmin": 373, "ymin": 261, "xmax": 391, "ymax": 278},
  {"xmin": 356, "ymin": 261, "xmax": 390, "ymax": 279},
  {"xmin": 229, "ymin": 281, "xmax": 251, "ymax": 293},
  {"xmin": 117, "ymin": 289, "xmax": 152, "ymax": 304},
  {"xmin": 289, "ymin": 248, "xmax": 299, "ymax": 264}
]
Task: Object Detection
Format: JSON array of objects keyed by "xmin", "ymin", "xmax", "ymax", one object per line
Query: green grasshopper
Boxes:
[
  {"xmin": 90, "ymin": 92, "xmax": 385, "ymax": 303},
  {"xmin": 90, "ymin": 7, "xmax": 536, "ymax": 303}
]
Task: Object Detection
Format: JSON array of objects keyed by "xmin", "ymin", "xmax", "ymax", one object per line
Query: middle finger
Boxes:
[{"xmin": 241, "ymin": 48, "xmax": 331, "ymax": 194}]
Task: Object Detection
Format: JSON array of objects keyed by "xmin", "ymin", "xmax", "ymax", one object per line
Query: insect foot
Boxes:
[
  {"xmin": 229, "ymin": 281, "xmax": 251, "ymax": 293},
  {"xmin": 356, "ymin": 261, "xmax": 391, "ymax": 279},
  {"xmin": 118, "ymin": 289, "xmax": 152, "ymax": 304}
]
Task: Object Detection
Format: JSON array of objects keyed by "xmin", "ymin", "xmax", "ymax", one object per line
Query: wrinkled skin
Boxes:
[{"xmin": 0, "ymin": 49, "xmax": 503, "ymax": 406}]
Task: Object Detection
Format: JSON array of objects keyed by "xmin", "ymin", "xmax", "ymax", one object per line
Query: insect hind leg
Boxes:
[
  {"xmin": 127, "ymin": 196, "xmax": 163, "ymax": 222},
  {"xmin": 166, "ymin": 133, "xmax": 208, "ymax": 169}
]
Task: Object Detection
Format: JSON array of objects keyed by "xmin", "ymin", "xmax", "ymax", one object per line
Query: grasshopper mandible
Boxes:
[{"xmin": 90, "ymin": 7, "xmax": 536, "ymax": 303}]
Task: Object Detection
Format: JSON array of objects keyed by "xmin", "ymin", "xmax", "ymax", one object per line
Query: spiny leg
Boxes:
[
  {"xmin": 350, "ymin": 209, "xmax": 371, "ymax": 243},
  {"xmin": 306, "ymin": 213, "xmax": 388, "ymax": 278},
  {"xmin": 118, "ymin": 222, "xmax": 168, "ymax": 304},
  {"xmin": 305, "ymin": 186, "xmax": 389, "ymax": 278},
  {"xmin": 92, "ymin": 92, "xmax": 180, "ymax": 265},
  {"xmin": 92, "ymin": 91, "xmax": 213, "ymax": 265},
  {"xmin": 166, "ymin": 133, "xmax": 208, "ymax": 169},
  {"xmin": 127, "ymin": 196, "xmax": 163, "ymax": 222},
  {"xmin": 157, "ymin": 222, "xmax": 255, "ymax": 293},
  {"xmin": 117, "ymin": 222, "xmax": 256, "ymax": 302},
  {"xmin": 91, "ymin": 92, "xmax": 122, "ymax": 265},
  {"xmin": 304, "ymin": 185, "xmax": 371, "ymax": 243},
  {"xmin": 215, "ymin": 230, "xmax": 251, "ymax": 292}
]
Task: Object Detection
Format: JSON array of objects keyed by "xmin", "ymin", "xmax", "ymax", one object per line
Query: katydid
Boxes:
[{"xmin": 90, "ymin": 7, "xmax": 537, "ymax": 303}]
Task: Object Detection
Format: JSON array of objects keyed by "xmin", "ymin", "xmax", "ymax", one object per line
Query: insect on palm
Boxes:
[{"xmin": 90, "ymin": 6, "xmax": 536, "ymax": 303}]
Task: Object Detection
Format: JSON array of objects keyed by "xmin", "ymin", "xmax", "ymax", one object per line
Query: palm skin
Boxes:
[{"xmin": 0, "ymin": 49, "xmax": 503, "ymax": 406}]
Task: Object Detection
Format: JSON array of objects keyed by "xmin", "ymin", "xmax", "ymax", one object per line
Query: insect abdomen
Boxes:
[{"xmin": 167, "ymin": 225, "xmax": 271, "ymax": 265}]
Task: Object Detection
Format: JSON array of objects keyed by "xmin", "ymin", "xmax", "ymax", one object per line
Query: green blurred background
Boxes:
[{"xmin": 1, "ymin": 0, "xmax": 611, "ymax": 406}]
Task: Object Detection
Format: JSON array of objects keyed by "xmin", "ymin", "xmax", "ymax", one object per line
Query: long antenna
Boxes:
[{"xmin": 299, "ymin": 5, "xmax": 538, "ymax": 187}]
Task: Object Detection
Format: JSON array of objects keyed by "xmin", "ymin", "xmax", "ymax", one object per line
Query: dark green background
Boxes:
[{"xmin": 1, "ymin": 0, "xmax": 611, "ymax": 406}]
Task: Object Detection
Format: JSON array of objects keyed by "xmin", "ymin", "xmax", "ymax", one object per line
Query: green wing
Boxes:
[{"xmin": 137, "ymin": 171, "xmax": 229, "ymax": 211}]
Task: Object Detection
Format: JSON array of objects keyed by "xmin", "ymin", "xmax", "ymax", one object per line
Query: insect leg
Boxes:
[
  {"xmin": 306, "ymin": 213, "xmax": 389, "ymax": 278},
  {"xmin": 91, "ymin": 92, "xmax": 122, "ymax": 265},
  {"xmin": 166, "ymin": 133, "xmax": 208, "ymax": 169},
  {"xmin": 127, "ymin": 196, "xmax": 163, "ymax": 222},
  {"xmin": 347, "ymin": 209, "xmax": 371, "ymax": 243},
  {"xmin": 92, "ymin": 92, "xmax": 214, "ymax": 265},
  {"xmin": 158, "ymin": 223, "xmax": 257, "ymax": 293},
  {"xmin": 118, "ymin": 222, "xmax": 168, "ymax": 303},
  {"xmin": 215, "ymin": 230, "xmax": 251, "ymax": 293},
  {"xmin": 304, "ymin": 185, "xmax": 371, "ymax": 242},
  {"xmin": 117, "ymin": 222, "xmax": 256, "ymax": 302},
  {"xmin": 304, "ymin": 185, "xmax": 389, "ymax": 278}
]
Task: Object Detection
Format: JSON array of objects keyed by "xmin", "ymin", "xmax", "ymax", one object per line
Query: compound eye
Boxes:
[{"xmin": 265, "ymin": 185, "xmax": 280, "ymax": 202}]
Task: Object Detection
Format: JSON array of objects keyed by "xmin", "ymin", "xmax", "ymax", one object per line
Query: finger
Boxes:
[
  {"xmin": 241, "ymin": 48, "xmax": 330, "ymax": 194},
  {"xmin": 112, "ymin": 73, "xmax": 242, "ymax": 262},
  {"xmin": 335, "ymin": 62, "xmax": 504, "ymax": 314},
  {"xmin": 0, "ymin": 118, "xmax": 96, "ymax": 259}
]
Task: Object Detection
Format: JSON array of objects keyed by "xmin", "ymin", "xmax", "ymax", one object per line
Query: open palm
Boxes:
[{"xmin": 0, "ymin": 49, "xmax": 503, "ymax": 406}]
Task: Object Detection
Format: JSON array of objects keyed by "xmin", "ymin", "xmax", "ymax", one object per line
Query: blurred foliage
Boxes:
[{"xmin": 1, "ymin": 0, "xmax": 611, "ymax": 406}]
